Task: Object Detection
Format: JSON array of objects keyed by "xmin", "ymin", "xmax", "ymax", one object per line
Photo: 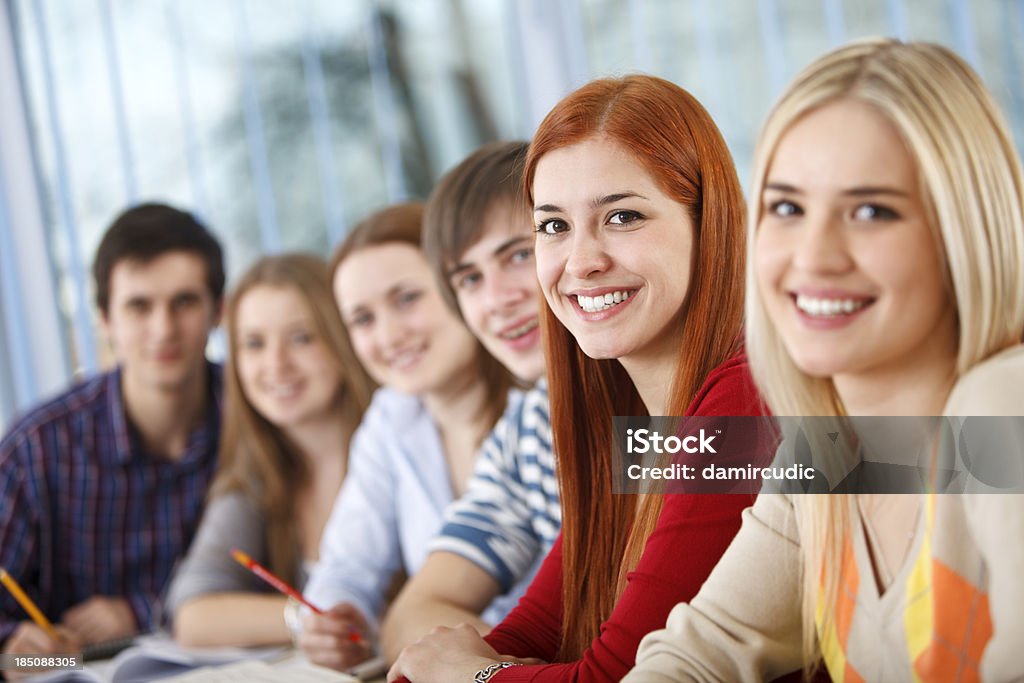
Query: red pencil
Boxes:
[{"xmin": 230, "ymin": 548, "xmax": 365, "ymax": 644}]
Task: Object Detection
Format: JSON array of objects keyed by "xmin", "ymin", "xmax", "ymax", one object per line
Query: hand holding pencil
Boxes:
[
  {"xmin": 229, "ymin": 549, "xmax": 373, "ymax": 671},
  {"xmin": 298, "ymin": 603, "xmax": 375, "ymax": 672},
  {"xmin": 229, "ymin": 549, "xmax": 367, "ymax": 646},
  {"xmin": 0, "ymin": 568, "xmax": 82, "ymax": 681},
  {"xmin": 230, "ymin": 550, "xmax": 334, "ymax": 620},
  {"xmin": 0, "ymin": 568, "xmax": 61, "ymax": 642}
]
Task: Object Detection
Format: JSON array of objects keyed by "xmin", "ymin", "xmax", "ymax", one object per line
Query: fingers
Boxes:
[
  {"xmin": 2, "ymin": 623, "xmax": 84, "ymax": 682},
  {"xmin": 302, "ymin": 634, "xmax": 372, "ymax": 670},
  {"xmin": 386, "ymin": 622, "xmax": 508, "ymax": 683},
  {"xmin": 61, "ymin": 603, "xmax": 95, "ymax": 642},
  {"xmin": 62, "ymin": 610, "xmax": 102, "ymax": 644},
  {"xmin": 299, "ymin": 628, "xmax": 372, "ymax": 670},
  {"xmin": 54, "ymin": 626, "xmax": 83, "ymax": 653},
  {"xmin": 60, "ymin": 597, "xmax": 136, "ymax": 644},
  {"xmin": 303, "ymin": 609, "xmax": 361, "ymax": 639},
  {"xmin": 1, "ymin": 622, "xmax": 80, "ymax": 655},
  {"xmin": 3, "ymin": 623, "xmax": 60, "ymax": 655},
  {"xmin": 323, "ymin": 603, "xmax": 371, "ymax": 642},
  {"xmin": 297, "ymin": 603, "xmax": 374, "ymax": 671}
]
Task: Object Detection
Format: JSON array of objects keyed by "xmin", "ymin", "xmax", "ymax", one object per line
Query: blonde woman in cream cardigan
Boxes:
[{"xmin": 625, "ymin": 38, "xmax": 1024, "ymax": 682}]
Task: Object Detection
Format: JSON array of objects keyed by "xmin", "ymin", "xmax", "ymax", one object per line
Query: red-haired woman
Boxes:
[{"xmin": 389, "ymin": 75, "xmax": 778, "ymax": 683}]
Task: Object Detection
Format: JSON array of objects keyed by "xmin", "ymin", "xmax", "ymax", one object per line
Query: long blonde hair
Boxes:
[
  {"xmin": 744, "ymin": 38, "xmax": 1024, "ymax": 674},
  {"xmin": 214, "ymin": 254, "xmax": 374, "ymax": 582}
]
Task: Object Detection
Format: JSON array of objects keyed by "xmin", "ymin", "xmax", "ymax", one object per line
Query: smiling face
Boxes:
[
  {"xmin": 101, "ymin": 251, "xmax": 219, "ymax": 397},
  {"xmin": 755, "ymin": 98, "xmax": 957, "ymax": 389},
  {"xmin": 532, "ymin": 136, "xmax": 694, "ymax": 372},
  {"xmin": 448, "ymin": 200, "xmax": 545, "ymax": 383},
  {"xmin": 335, "ymin": 242, "xmax": 480, "ymax": 396},
  {"xmin": 234, "ymin": 284, "xmax": 342, "ymax": 431}
]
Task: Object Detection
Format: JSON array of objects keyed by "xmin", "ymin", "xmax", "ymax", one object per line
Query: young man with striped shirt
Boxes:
[{"xmin": 375, "ymin": 142, "xmax": 561, "ymax": 661}]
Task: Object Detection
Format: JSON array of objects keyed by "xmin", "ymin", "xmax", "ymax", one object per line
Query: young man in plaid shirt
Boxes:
[{"xmin": 0, "ymin": 204, "xmax": 225, "ymax": 664}]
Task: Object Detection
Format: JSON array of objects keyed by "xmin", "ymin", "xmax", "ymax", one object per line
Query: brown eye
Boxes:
[
  {"xmin": 536, "ymin": 218, "xmax": 568, "ymax": 235},
  {"xmin": 608, "ymin": 210, "xmax": 642, "ymax": 225}
]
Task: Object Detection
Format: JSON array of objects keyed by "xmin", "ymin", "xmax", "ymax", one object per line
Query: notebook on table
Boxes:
[
  {"xmin": 26, "ymin": 634, "xmax": 285, "ymax": 683},
  {"xmin": 81, "ymin": 636, "xmax": 137, "ymax": 662},
  {"xmin": 161, "ymin": 657, "xmax": 358, "ymax": 682}
]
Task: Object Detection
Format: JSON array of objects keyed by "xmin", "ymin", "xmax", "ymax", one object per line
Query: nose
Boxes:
[
  {"xmin": 151, "ymin": 303, "xmax": 177, "ymax": 340},
  {"xmin": 267, "ymin": 338, "xmax": 292, "ymax": 373},
  {"xmin": 564, "ymin": 229, "xmax": 612, "ymax": 280},
  {"xmin": 374, "ymin": 309, "xmax": 406, "ymax": 352},
  {"xmin": 482, "ymin": 269, "xmax": 529, "ymax": 316},
  {"xmin": 791, "ymin": 214, "xmax": 854, "ymax": 274}
]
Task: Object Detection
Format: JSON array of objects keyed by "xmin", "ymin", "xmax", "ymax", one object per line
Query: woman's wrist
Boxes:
[
  {"xmin": 282, "ymin": 597, "xmax": 303, "ymax": 646},
  {"xmin": 473, "ymin": 661, "xmax": 519, "ymax": 682}
]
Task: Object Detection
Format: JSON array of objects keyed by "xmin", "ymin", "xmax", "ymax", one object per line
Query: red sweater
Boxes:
[{"xmin": 484, "ymin": 355, "xmax": 764, "ymax": 682}]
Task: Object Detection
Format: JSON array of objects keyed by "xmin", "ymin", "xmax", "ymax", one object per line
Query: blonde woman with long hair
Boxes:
[
  {"xmin": 168, "ymin": 254, "xmax": 373, "ymax": 647},
  {"xmin": 625, "ymin": 39, "xmax": 1024, "ymax": 681}
]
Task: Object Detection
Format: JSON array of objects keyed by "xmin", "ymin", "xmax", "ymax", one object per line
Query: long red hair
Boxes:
[{"xmin": 524, "ymin": 75, "xmax": 746, "ymax": 659}]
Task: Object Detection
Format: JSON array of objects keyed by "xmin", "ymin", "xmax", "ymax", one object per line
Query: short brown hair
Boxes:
[
  {"xmin": 329, "ymin": 202, "xmax": 424, "ymax": 281},
  {"xmin": 93, "ymin": 203, "xmax": 225, "ymax": 314},
  {"xmin": 422, "ymin": 141, "xmax": 529, "ymax": 312}
]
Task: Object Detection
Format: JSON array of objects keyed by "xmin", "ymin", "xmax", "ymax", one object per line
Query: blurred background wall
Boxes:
[{"xmin": 1, "ymin": 0, "xmax": 1022, "ymax": 429}]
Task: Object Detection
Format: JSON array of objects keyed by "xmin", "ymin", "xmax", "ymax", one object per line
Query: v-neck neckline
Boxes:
[{"xmin": 852, "ymin": 496, "xmax": 928, "ymax": 604}]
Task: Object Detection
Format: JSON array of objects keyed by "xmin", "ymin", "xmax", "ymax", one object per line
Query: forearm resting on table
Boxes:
[
  {"xmin": 173, "ymin": 593, "xmax": 289, "ymax": 648},
  {"xmin": 380, "ymin": 552, "xmax": 498, "ymax": 662}
]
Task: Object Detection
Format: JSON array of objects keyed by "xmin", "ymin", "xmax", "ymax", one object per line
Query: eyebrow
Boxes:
[
  {"xmin": 534, "ymin": 191, "xmax": 649, "ymax": 214},
  {"xmin": 386, "ymin": 280, "xmax": 419, "ymax": 297},
  {"xmin": 842, "ymin": 187, "xmax": 910, "ymax": 198},
  {"xmin": 447, "ymin": 236, "xmax": 533, "ymax": 276},
  {"xmin": 341, "ymin": 279, "xmax": 419, "ymax": 312},
  {"xmin": 764, "ymin": 181, "xmax": 909, "ymax": 198}
]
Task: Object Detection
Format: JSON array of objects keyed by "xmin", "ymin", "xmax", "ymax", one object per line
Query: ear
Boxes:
[
  {"xmin": 98, "ymin": 307, "xmax": 115, "ymax": 353},
  {"xmin": 97, "ymin": 307, "xmax": 112, "ymax": 339}
]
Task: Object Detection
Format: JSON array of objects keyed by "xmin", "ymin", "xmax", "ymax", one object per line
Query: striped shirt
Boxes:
[
  {"xmin": 429, "ymin": 381, "xmax": 560, "ymax": 602},
  {"xmin": 0, "ymin": 364, "xmax": 222, "ymax": 644}
]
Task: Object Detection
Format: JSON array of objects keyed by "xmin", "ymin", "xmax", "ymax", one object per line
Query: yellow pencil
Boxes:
[{"xmin": 0, "ymin": 568, "xmax": 60, "ymax": 640}]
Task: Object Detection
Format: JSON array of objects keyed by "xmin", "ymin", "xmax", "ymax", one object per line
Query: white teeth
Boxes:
[
  {"xmin": 576, "ymin": 290, "xmax": 632, "ymax": 313},
  {"xmin": 795, "ymin": 294, "xmax": 868, "ymax": 318},
  {"xmin": 500, "ymin": 318, "xmax": 539, "ymax": 340},
  {"xmin": 266, "ymin": 383, "xmax": 301, "ymax": 398},
  {"xmin": 388, "ymin": 348, "xmax": 424, "ymax": 369}
]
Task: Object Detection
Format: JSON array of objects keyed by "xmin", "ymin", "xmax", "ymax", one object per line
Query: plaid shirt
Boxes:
[{"xmin": 0, "ymin": 363, "xmax": 222, "ymax": 644}]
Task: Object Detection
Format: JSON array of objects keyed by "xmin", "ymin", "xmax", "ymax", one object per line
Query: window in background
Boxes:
[
  {"xmin": 577, "ymin": 0, "xmax": 1024, "ymax": 184},
  {"xmin": 1, "ymin": 0, "xmax": 1022, "ymax": 427},
  {"xmin": 8, "ymin": 0, "xmax": 517, "ymax": 384}
]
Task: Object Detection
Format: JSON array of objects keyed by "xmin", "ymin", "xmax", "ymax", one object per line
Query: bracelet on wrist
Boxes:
[
  {"xmin": 474, "ymin": 661, "xmax": 519, "ymax": 682},
  {"xmin": 282, "ymin": 597, "xmax": 303, "ymax": 646}
]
